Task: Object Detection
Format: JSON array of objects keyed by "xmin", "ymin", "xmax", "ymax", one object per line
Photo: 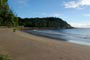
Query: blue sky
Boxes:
[{"xmin": 8, "ymin": 0, "xmax": 90, "ymax": 27}]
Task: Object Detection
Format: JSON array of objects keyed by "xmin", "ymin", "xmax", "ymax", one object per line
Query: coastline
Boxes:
[
  {"xmin": 17, "ymin": 30, "xmax": 90, "ymax": 46},
  {"xmin": 22, "ymin": 29, "xmax": 90, "ymax": 46},
  {"xmin": 22, "ymin": 30, "xmax": 67, "ymax": 41},
  {"xmin": 0, "ymin": 29, "xmax": 90, "ymax": 60}
]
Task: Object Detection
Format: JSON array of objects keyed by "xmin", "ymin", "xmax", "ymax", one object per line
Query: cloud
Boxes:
[
  {"xmin": 81, "ymin": 0, "xmax": 90, "ymax": 5},
  {"xmin": 64, "ymin": 1, "xmax": 80, "ymax": 8},
  {"xmin": 84, "ymin": 14, "xmax": 90, "ymax": 16},
  {"xmin": 70, "ymin": 22, "xmax": 90, "ymax": 28},
  {"xmin": 64, "ymin": 0, "xmax": 90, "ymax": 8},
  {"xmin": 13, "ymin": 0, "xmax": 29, "ymax": 7}
]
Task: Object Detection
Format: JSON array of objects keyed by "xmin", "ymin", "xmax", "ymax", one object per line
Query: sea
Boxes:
[{"xmin": 25, "ymin": 28, "xmax": 90, "ymax": 46}]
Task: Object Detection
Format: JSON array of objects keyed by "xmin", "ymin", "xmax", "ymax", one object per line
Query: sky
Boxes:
[{"xmin": 8, "ymin": 0, "xmax": 90, "ymax": 27}]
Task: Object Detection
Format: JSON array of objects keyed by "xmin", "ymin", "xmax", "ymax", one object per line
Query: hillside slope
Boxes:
[{"xmin": 19, "ymin": 17, "xmax": 72, "ymax": 29}]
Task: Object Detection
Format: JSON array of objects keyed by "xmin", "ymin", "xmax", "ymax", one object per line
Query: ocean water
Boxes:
[{"xmin": 26, "ymin": 28, "xmax": 90, "ymax": 46}]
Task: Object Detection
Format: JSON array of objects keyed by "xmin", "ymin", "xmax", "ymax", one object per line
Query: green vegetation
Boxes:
[
  {"xmin": 0, "ymin": 55, "xmax": 11, "ymax": 60},
  {"xmin": 0, "ymin": 0, "xmax": 18, "ymax": 29},
  {"xmin": 0, "ymin": 0, "xmax": 72, "ymax": 30},
  {"xmin": 19, "ymin": 17, "xmax": 72, "ymax": 29}
]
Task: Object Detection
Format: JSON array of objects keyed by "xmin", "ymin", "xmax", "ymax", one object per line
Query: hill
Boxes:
[{"xmin": 18, "ymin": 17, "xmax": 72, "ymax": 29}]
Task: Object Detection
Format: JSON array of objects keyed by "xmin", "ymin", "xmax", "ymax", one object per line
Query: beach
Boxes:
[{"xmin": 0, "ymin": 29, "xmax": 90, "ymax": 60}]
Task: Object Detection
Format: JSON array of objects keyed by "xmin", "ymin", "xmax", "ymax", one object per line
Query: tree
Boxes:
[
  {"xmin": 0, "ymin": 0, "xmax": 18, "ymax": 31},
  {"xmin": 18, "ymin": 17, "xmax": 72, "ymax": 29}
]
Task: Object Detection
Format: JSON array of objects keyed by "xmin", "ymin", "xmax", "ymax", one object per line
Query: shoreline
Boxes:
[
  {"xmin": 0, "ymin": 29, "xmax": 90, "ymax": 60},
  {"xmin": 17, "ymin": 30, "xmax": 90, "ymax": 47},
  {"xmin": 22, "ymin": 30, "xmax": 67, "ymax": 41},
  {"xmin": 22, "ymin": 30, "xmax": 90, "ymax": 46}
]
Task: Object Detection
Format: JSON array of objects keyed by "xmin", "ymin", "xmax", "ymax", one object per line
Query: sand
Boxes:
[{"xmin": 0, "ymin": 29, "xmax": 90, "ymax": 60}]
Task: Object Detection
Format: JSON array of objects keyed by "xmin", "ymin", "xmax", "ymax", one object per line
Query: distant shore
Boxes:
[
  {"xmin": 0, "ymin": 29, "xmax": 90, "ymax": 60},
  {"xmin": 19, "ymin": 26, "xmax": 74, "ymax": 31}
]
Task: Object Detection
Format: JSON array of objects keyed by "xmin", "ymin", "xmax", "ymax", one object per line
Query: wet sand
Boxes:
[{"xmin": 0, "ymin": 29, "xmax": 90, "ymax": 60}]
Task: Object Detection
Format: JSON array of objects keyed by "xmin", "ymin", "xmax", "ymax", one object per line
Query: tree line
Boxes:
[
  {"xmin": 0, "ymin": 0, "xmax": 18, "ymax": 27},
  {"xmin": 18, "ymin": 17, "xmax": 72, "ymax": 29}
]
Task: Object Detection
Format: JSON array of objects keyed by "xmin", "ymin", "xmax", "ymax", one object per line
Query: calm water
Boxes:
[{"xmin": 26, "ymin": 28, "xmax": 90, "ymax": 46}]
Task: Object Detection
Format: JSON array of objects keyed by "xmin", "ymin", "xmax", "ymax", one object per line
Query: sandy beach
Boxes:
[{"xmin": 0, "ymin": 29, "xmax": 90, "ymax": 60}]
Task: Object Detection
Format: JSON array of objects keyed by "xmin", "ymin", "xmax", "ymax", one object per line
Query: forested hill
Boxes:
[{"xmin": 18, "ymin": 17, "xmax": 72, "ymax": 29}]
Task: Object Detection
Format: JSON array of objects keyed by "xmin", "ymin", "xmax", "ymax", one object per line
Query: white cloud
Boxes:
[
  {"xmin": 81, "ymin": 0, "xmax": 90, "ymax": 5},
  {"xmin": 64, "ymin": 0, "xmax": 90, "ymax": 8},
  {"xmin": 64, "ymin": 1, "xmax": 80, "ymax": 8},
  {"xmin": 13, "ymin": 0, "xmax": 29, "ymax": 7},
  {"xmin": 70, "ymin": 22, "xmax": 90, "ymax": 28},
  {"xmin": 84, "ymin": 14, "xmax": 90, "ymax": 16}
]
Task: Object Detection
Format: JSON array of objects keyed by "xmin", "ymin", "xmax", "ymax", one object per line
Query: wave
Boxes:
[{"xmin": 26, "ymin": 28, "xmax": 90, "ymax": 46}]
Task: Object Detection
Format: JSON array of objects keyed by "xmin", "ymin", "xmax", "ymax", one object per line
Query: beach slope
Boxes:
[{"xmin": 0, "ymin": 29, "xmax": 90, "ymax": 60}]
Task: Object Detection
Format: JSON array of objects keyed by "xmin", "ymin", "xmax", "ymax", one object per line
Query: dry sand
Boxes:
[{"xmin": 0, "ymin": 29, "xmax": 90, "ymax": 60}]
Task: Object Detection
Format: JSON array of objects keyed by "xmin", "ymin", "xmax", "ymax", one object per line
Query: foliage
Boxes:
[
  {"xmin": 0, "ymin": 55, "xmax": 11, "ymax": 60},
  {"xmin": 18, "ymin": 17, "xmax": 72, "ymax": 29},
  {"xmin": 0, "ymin": 0, "xmax": 18, "ymax": 28}
]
